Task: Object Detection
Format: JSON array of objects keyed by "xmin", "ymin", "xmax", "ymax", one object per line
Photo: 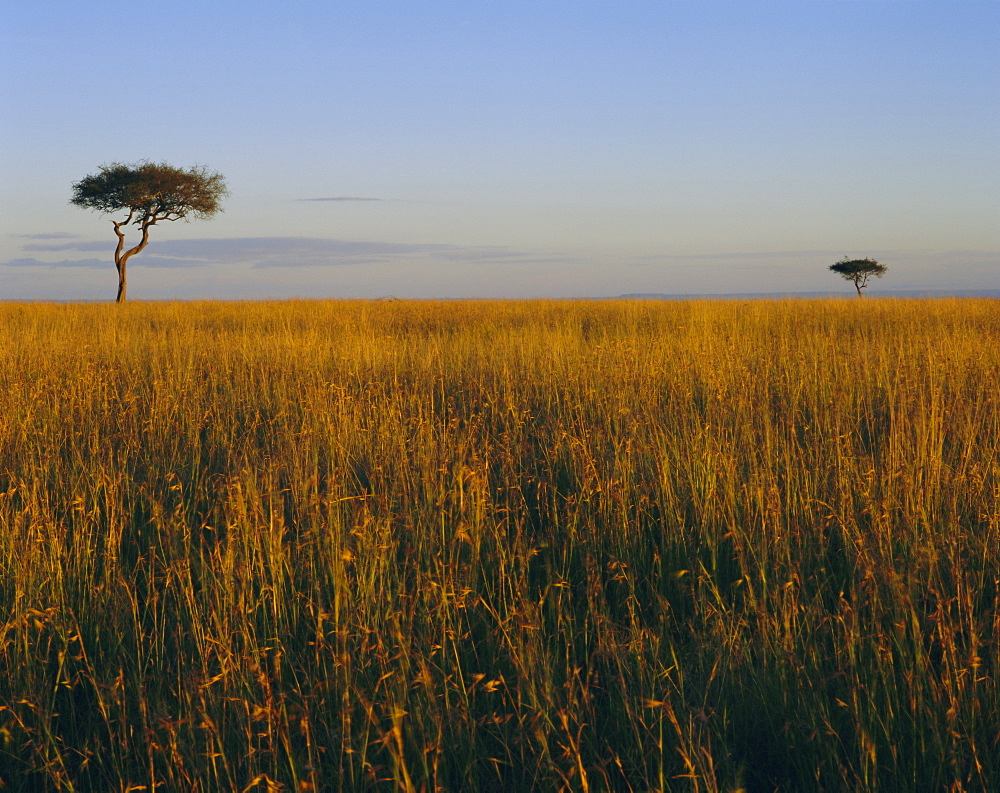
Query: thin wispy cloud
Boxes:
[
  {"xmin": 297, "ymin": 196, "xmax": 383, "ymax": 202},
  {"xmin": 4, "ymin": 237, "xmax": 567, "ymax": 270},
  {"xmin": 647, "ymin": 250, "xmax": 846, "ymax": 262},
  {"xmin": 629, "ymin": 249, "xmax": 1000, "ymax": 267},
  {"xmin": 22, "ymin": 241, "xmax": 109, "ymax": 252},
  {"xmin": 5, "ymin": 257, "xmax": 107, "ymax": 269},
  {"xmin": 7, "ymin": 239, "xmax": 996, "ymax": 281},
  {"xmin": 13, "ymin": 232, "xmax": 82, "ymax": 240}
]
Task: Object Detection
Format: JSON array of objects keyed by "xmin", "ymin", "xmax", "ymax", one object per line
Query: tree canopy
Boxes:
[
  {"xmin": 71, "ymin": 161, "xmax": 227, "ymax": 221},
  {"xmin": 71, "ymin": 161, "xmax": 227, "ymax": 302},
  {"xmin": 828, "ymin": 257, "xmax": 887, "ymax": 297}
]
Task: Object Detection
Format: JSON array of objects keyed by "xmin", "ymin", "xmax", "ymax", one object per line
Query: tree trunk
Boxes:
[
  {"xmin": 111, "ymin": 216, "xmax": 152, "ymax": 303},
  {"xmin": 855, "ymin": 280, "xmax": 864, "ymax": 298},
  {"xmin": 116, "ymin": 264, "xmax": 127, "ymax": 303}
]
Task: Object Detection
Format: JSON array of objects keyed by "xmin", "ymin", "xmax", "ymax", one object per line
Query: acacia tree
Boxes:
[
  {"xmin": 828, "ymin": 256, "xmax": 887, "ymax": 298},
  {"xmin": 71, "ymin": 161, "xmax": 228, "ymax": 302}
]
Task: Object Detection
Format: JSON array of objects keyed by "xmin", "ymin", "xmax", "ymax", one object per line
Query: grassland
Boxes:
[{"xmin": 1, "ymin": 298, "xmax": 998, "ymax": 792}]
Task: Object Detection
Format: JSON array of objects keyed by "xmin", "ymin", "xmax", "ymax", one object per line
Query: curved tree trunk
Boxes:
[{"xmin": 111, "ymin": 216, "xmax": 152, "ymax": 303}]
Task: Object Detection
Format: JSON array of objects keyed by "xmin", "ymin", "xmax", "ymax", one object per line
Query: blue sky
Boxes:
[{"xmin": 2, "ymin": 0, "xmax": 997, "ymax": 299}]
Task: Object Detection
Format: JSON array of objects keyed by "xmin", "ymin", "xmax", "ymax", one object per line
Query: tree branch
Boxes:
[
  {"xmin": 110, "ymin": 209, "xmax": 135, "ymax": 269},
  {"xmin": 114, "ymin": 214, "xmax": 157, "ymax": 269}
]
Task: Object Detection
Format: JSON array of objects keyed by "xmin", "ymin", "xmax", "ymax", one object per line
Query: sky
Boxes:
[{"xmin": 2, "ymin": 0, "xmax": 997, "ymax": 300}]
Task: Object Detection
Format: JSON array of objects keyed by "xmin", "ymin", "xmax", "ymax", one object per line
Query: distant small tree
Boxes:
[
  {"xmin": 828, "ymin": 256, "xmax": 887, "ymax": 298},
  {"xmin": 71, "ymin": 161, "xmax": 228, "ymax": 302}
]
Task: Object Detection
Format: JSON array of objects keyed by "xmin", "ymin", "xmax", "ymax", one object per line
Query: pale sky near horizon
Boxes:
[{"xmin": 2, "ymin": 0, "xmax": 997, "ymax": 300}]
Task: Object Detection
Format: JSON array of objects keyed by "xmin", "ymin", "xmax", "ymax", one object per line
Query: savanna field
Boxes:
[{"xmin": 1, "ymin": 298, "xmax": 998, "ymax": 792}]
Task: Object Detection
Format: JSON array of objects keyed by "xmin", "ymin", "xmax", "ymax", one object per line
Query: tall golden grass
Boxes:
[{"xmin": 1, "ymin": 298, "xmax": 998, "ymax": 791}]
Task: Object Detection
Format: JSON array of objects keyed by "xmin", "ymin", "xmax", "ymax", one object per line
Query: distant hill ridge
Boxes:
[{"xmin": 618, "ymin": 290, "xmax": 1000, "ymax": 300}]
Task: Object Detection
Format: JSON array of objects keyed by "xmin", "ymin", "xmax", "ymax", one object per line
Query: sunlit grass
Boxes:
[{"xmin": 1, "ymin": 298, "xmax": 998, "ymax": 791}]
